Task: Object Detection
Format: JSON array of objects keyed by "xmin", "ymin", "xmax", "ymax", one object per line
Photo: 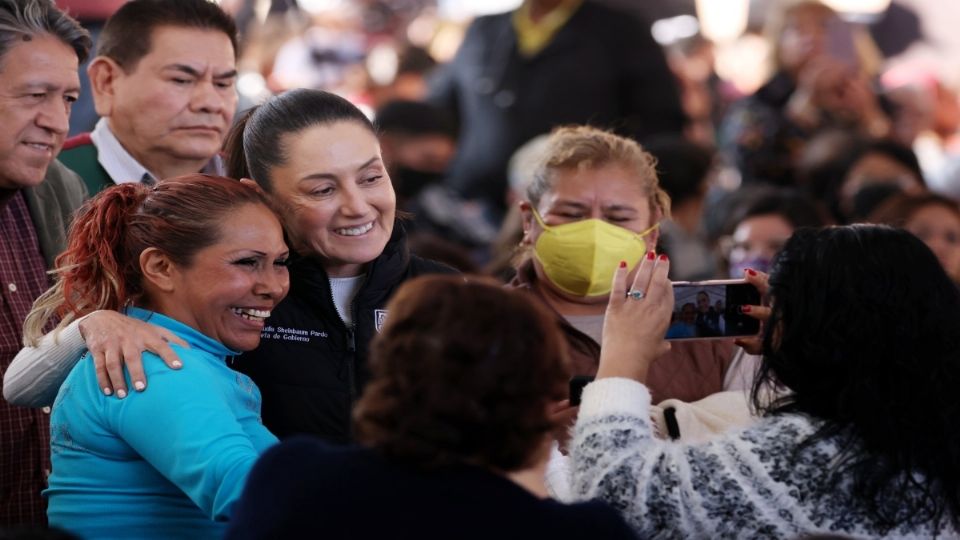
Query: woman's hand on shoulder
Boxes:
[
  {"xmin": 597, "ymin": 253, "xmax": 674, "ymax": 382},
  {"xmin": 78, "ymin": 310, "xmax": 188, "ymax": 398}
]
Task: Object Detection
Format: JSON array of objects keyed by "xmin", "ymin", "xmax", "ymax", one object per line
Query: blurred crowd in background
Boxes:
[
  {"xmin": 3, "ymin": 1, "xmax": 958, "ymax": 536},
  {"xmin": 57, "ymin": 0, "xmax": 960, "ymax": 286}
]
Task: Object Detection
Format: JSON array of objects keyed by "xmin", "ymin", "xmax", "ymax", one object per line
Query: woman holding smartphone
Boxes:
[
  {"xmin": 573, "ymin": 225, "xmax": 960, "ymax": 537},
  {"xmin": 4, "ymin": 90, "xmax": 453, "ymax": 444}
]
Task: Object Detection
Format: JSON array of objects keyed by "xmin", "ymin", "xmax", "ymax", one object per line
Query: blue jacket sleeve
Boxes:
[{"xmin": 103, "ymin": 348, "xmax": 271, "ymax": 521}]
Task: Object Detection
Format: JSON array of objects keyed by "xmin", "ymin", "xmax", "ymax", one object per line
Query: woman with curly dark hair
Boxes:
[
  {"xmin": 223, "ymin": 275, "xmax": 636, "ymax": 540},
  {"xmin": 571, "ymin": 225, "xmax": 960, "ymax": 537}
]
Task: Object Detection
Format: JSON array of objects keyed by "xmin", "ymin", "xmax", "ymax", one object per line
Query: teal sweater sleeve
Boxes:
[{"xmin": 102, "ymin": 346, "xmax": 275, "ymax": 520}]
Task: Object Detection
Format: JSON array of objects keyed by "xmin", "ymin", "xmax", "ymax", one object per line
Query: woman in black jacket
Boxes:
[
  {"xmin": 223, "ymin": 89, "xmax": 454, "ymax": 442},
  {"xmin": 5, "ymin": 90, "xmax": 453, "ymax": 444}
]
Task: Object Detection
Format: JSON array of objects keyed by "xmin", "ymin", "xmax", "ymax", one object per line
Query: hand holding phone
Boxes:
[{"xmin": 733, "ymin": 269, "xmax": 772, "ymax": 354}]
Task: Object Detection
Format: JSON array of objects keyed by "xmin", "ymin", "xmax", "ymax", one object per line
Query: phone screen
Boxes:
[{"xmin": 665, "ymin": 281, "xmax": 761, "ymax": 340}]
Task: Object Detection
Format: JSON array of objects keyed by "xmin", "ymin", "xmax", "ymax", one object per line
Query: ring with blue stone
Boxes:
[{"xmin": 626, "ymin": 289, "xmax": 645, "ymax": 301}]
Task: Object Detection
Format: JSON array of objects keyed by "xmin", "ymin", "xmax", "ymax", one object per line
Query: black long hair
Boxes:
[
  {"xmin": 223, "ymin": 88, "xmax": 375, "ymax": 192},
  {"xmin": 752, "ymin": 225, "xmax": 960, "ymax": 528}
]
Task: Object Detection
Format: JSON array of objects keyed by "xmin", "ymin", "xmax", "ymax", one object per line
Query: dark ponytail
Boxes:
[
  {"xmin": 223, "ymin": 106, "xmax": 256, "ymax": 183},
  {"xmin": 223, "ymin": 89, "xmax": 375, "ymax": 192}
]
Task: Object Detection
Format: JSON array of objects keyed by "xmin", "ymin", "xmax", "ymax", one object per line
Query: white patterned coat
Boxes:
[{"xmin": 571, "ymin": 378, "xmax": 959, "ymax": 539}]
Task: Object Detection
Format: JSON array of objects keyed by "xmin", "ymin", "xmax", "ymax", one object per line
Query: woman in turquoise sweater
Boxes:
[{"xmin": 23, "ymin": 175, "xmax": 289, "ymax": 538}]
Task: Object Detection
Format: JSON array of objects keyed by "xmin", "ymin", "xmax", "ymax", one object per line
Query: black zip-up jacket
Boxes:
[{"xmin": 229, "ymin": 225, "xmax": 455, "ymax": 444}]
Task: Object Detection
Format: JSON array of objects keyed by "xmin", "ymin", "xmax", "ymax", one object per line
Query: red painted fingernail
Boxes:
[
  {"xmin": 741, "ymin": 305, "xmax": 752, "ymax": 313},
  {"xmin": 658, "ymin": 254, "xmax": 669, "ymax": 262},
  {"xmin": 746, "ymin": 268, "xmax": 757, "ymax": 276},
  {"xmin": 646, "ymin": 251, "xmax": 656, "ymax": 260},
  {"xmin": 619, "ymin": 260, "xmax": 627, "ymax": 268}
]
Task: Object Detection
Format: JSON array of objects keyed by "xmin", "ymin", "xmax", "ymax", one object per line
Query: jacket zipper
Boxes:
[
  {"xmin": 325, "ymin": 273, "xmax": 369, "ymax": 407},
  {"xmin": 346, "ymin": 326, "xmax": 357, "ymax": 400},
  {"xmin": 345, "ymin": 272, "xmax": 368, "ymax": 402}
]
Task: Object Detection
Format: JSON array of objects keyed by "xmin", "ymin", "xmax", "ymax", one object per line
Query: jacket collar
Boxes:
[
  {"xmin": 125, "ymin": 306, "xmax": 239, "ymax": 357},
  {"xmin": 289, "ymin": 220, "xmax": 412, "ymax": 304}
]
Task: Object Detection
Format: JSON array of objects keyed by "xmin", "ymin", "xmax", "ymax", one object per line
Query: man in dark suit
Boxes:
[{"xmin": 429, "ymin": 0, "xmax": 687, "ymax": 216}]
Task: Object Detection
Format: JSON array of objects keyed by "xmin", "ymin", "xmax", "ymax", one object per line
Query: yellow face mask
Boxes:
[{"xmin": 531, "ymin": 209, "xmax": 659, "ymax": 297}]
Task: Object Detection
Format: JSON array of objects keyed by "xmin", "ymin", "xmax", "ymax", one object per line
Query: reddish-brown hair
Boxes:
[
  {"xmin": 24, "ymin": 174, "xmax": 276, "ymax": 344},
  {"xmin": 353, "ymin": 275, "xmax": 571, "ymax": 472}
]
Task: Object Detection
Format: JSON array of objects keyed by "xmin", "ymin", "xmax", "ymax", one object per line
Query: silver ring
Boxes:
[{"xmin": 626, "ymin": 289, "xmax": 645, "ymax": 300}]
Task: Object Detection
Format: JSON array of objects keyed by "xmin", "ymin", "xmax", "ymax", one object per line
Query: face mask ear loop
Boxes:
[
  {"xmin": 531, "ymin": 208, "xmax": 552, "ymax": 231},
  {"xmin": 638, "ymin": 221, "xmax": 660, "ymax": 239}
]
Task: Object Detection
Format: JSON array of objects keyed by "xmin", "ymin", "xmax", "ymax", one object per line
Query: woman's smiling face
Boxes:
[
  {"xmin": 268, "ymin": 121, "xmax": 396, "ymax": 277},
  {"xmin": 165, "ymin": 203, "xmax": 290, "ymax": 351}
]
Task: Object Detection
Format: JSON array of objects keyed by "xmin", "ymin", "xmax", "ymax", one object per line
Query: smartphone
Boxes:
[
  {"xmin": 825, "ymin": 17, "xmax": 858, "ymax": 70},
  {"xmin": 665, "ymin": 279, "xmax": 761, "ymax": 340},
  {"xmin": 569, "ymin": 375, "xmax": 594, "ymax": 407}
]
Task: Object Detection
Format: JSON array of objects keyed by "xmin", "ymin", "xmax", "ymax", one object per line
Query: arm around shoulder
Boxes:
[{"xmin": 3, "ymin": 317, "xmax": 89, "ymax": 407}]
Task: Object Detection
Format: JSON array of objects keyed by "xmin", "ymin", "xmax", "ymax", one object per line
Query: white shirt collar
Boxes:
[
  {"xmin": 89, "ymin": 118, "xmax": 225, "ymax": 184},
  {"xmin": 90, "ymin": 118, "xmax": 152, "ymax": 185}
]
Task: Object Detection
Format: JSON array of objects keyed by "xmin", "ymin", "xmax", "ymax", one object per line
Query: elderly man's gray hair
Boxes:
[{"xmin": 0, "ymin": 0, "xmax": 90, "ymax": 67}]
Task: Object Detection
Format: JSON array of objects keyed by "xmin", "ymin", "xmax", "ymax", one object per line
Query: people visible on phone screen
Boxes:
[
  {"xmin": 694, "ymin": 291, "xmax": 722, "ymax": 337},
  {"xmin": 666, "ymin": 303, "xmax": 697, "ymax": 339}
]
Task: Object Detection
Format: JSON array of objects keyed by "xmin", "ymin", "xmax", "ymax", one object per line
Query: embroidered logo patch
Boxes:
[
  {"xmin": 259, "ymin": 325, "xmax": 327, "ymax": 342},
  {"xmin": 375, "ymin": 309, "xmax": 388, "ymax": 332}
]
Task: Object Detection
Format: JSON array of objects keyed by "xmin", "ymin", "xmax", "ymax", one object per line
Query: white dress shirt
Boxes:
[{"xmin": 89, "ymin": 118, "xmax": 225, "ymax": 185}]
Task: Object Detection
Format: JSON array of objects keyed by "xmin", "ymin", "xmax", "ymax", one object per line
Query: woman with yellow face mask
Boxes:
[{"xmin": 511, "ymin": 126, "xmax": 738, "ymax": 405}]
